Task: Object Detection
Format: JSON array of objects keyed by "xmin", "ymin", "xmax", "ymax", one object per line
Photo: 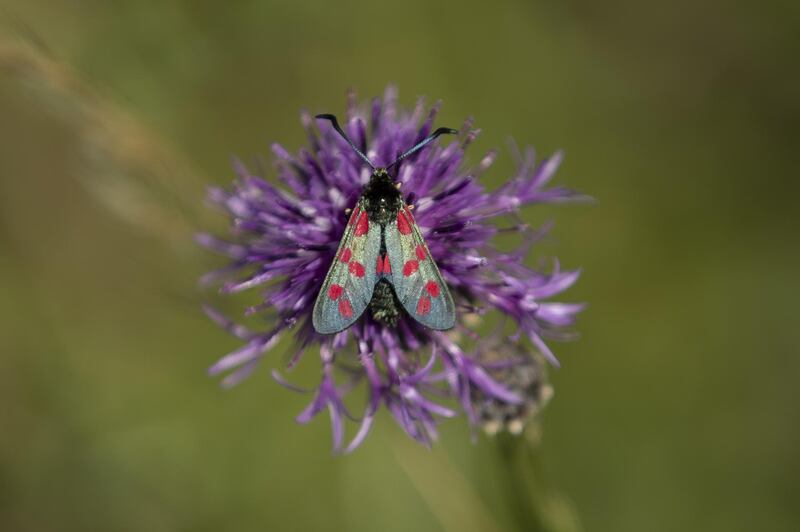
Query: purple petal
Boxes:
[{"xmin": 536, "ymin": 302, "xmax": 586, "ymax": 326}]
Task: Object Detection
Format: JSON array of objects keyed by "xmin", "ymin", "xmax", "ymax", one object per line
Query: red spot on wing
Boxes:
[
  {"xmin": 338, "ymin": 298, "xmax": 353, "ymax": 318},
  {"xmin": 415, "ymin": 245, "xmax": 427, "ymax": 260},
  {"xmin": 397, "ymin": 209, "xmax": 412, "ymax": 235},
  {"xmin": 348, "ymin": 207, "xmax": 360, "ymax": 226},
  {"xmin": 339, "ymin": 248, "xmax": 352, "ymax": 263},
  {"xmin": 355, "ymin": 211, "xmax": 369, "ymax": 236},
  {"xmin": 403, "ymin": 260, "xmax": 419, "ymax": 277},
  {"xmin": 328, "ymin": 284, "xmax": 344, "ymax": 300},
  {"xmin": 404, "ymin": 206, "xmax": 416, "ymax": 223},
  {"xmin": 416, "ymin": 296, "xmax": 431, "ymax": 315},
  {"xmin": 376, "ymin": 255, "xmax": 391, "ymax": 275},
  {"xmin": 425, "ymin": 280, "xmax": 440, "ymax": 298},
  {"xmin": 349, "ymin": 261, "xmax": 365, "ymax": 278}
]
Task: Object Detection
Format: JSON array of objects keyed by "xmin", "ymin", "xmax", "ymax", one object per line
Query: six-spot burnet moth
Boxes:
[{"xmin": 312, "ymin": 114, "xmax": 458, "ymax": 334}]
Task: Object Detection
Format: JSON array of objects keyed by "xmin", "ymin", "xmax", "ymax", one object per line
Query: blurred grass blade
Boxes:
[
  {"xmin": 392, "ymin": 439, "xmax": 503, "ymax": 532},
  {"xmin": 0, "ymin": 30, "xmax": 208, "ymax": 251}
]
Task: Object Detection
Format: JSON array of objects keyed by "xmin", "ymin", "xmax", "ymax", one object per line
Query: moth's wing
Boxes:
[
  {"xmin": 384, "ymin": 204, "xmax": 456, "ymax": 330},
  {"xmin": 312, "ymin": 201, "xmax": 381, "ymax": 334}
]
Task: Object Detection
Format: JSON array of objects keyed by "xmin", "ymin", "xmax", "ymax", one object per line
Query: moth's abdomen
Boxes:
[{"xmin": 369, "ymin": 279, "xmax": 403, "ymax": 326}]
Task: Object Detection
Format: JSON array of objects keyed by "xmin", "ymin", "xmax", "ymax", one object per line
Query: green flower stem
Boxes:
[{"xmin": 496, "ymin": 432, "xmax": 581, "ymax": 532}]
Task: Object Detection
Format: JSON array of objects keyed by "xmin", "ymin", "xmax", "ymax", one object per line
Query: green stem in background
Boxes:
[
  {"xmin": 495, "ymin": 431, "xmax": 581, "ymax": 532},
  {"xmin": 393, "ymin": 429, "xmax": 581, "ymax": 532}
]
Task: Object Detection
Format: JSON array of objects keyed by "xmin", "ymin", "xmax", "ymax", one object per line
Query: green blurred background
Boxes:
[{"xmin": 1, "ymin": 1, "xmax": 798, "ymax": 531}]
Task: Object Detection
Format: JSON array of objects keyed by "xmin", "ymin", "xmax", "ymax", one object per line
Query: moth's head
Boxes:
[{"xmin": 369, "ymin": 167, "xmax": 396, "ymax": 188}]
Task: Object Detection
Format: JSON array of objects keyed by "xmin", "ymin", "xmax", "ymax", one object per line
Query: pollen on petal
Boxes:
[
  {"xmin": 355, "ymin": 211, "xmax": 369, "ymax": 236},
  {"xmin": 415, "ymin": 245, "xmax": 427, "ymax": 260},
  {"xmin": 338, "ymin": 298, "xmax": 353, "ymax": 318},
  {"xmin": 397, "ymin": 210, "xmax": 412, "ymax": 235},
  {"xmin": 416, "ymin": 295, "xmax": 431, "ymax": 315},
  {"xmin": 425, "ymin": 280, "xmax": 440, "ymax": 297},
  {"xmin": 339, "ymin": 248, "xmax": 352, "ymax": 263},
  {"xmin": 349, "ymin": 261, "xmax": 365, "ymax": 277},
  {"xmin": 403, "ymin": 260, "xmax": 419, "ymax": 277},
  {"xmin": 328, "ymin": 284, "xmax": 344, "ymax": 300}
]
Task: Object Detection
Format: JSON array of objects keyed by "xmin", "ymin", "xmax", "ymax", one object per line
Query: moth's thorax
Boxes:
[{"xmin": 362, "ymin": 168, "xmax": 403, "ymax": 226}]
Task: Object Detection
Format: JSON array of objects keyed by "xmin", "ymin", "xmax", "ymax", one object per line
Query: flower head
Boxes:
[
  {"xmin": 470, "ymin": 331, "xmax": 554, "ymax": 436},
  {"xmin": 199, "ymin": 87, "xmax": 584, "ymax": 451}
]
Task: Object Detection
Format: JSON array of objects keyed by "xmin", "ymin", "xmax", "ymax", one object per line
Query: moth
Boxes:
[{"xmin": 312, "ymin": 114, "xmax": 457, "ymax": 334}]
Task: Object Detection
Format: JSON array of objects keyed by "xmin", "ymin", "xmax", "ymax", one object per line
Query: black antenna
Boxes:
[
  {"xmin": 386, "ymin": 127, "xmax": 458, "ymax": 171},
  {"xmin": 315, "ymin": 114, "xmax": 375, "ymax": 170}
]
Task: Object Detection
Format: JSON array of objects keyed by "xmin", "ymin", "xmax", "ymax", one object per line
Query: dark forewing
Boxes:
[
  {"xmin": 312, "ymin": 200, "xmax": 381, "ymax": 334},
  {"xmin": 384, "ymin": 204, "xmax": 456, "ymax": 330}
]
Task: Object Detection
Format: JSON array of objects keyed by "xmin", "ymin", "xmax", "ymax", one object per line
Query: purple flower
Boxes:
[{"xmin": 199, "ymin": 87, "xmax": 584, "ymax": 451}]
